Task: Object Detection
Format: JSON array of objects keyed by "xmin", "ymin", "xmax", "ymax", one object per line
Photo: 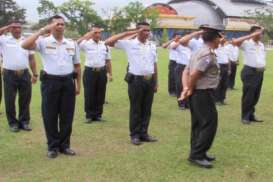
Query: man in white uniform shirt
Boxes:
[
  {"xmin": 170, "ymin": 30, "xmax": 204, "ymax": 109},
  {"xmin": 105, "ymin": 22, "xmax": 158, "ymax": 145},
  {"xmin": 162, "ymin": 32, "xmax": 182, "ymax": 96},
  {"xmin": 0, "ymin": 22, "xmax": 38, "ymax": 132},
  {"xmin": 78, "ymin": 25, "xmax": 112, "ymax": 123},
  {"xmin": 232, "ymin": 25, "xmax": 265, "ymax": 124},
  {"xmin": 0, "ymin": 46, "xmax": 2, "ymax": 114},
  {"xmin": 226, "ymin": 42, "xmax": 239, "ymax": 89},
  {"xmin": 22, "ymin": 15, "xmax": 81, "ymax": 158},
  {"xmin": 214, "ymin": 36, "xmax": 230, "ymax": 105}
]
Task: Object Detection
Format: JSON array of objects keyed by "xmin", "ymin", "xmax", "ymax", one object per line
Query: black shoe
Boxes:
[
  {"xmin": 85, "ymin": 118, "xmax": 93, "ymax": 124},
  {"xmin": 205, "ymin": 154, "xmax": 216, "ymax": 162},
  {"xmin": 188, "ymin": 158, "xmax": 213, "ymax": 168},
  {"xmin": 47, "ymin": 150, "xmax": 58, "ymax": 159},
  {"xmin": 20, "ymin": 124, "xmax": 32, "ymax": 131},
  {"xmin": 60, "ymin": 148, "xmax": 76, "ymax": 156},
  {"xmin": 241, "ymin": 119, "xmax": 251, "ymax": 125},
  {"xmin": 131, "ymin": 138, "xmax": 142, "ymax": 145},
  {"xmin": 140, "ymin": 135, "xmax": 158, "ymax": 142},
  {"xmin": 9, "ymin": 125, "xmax": 20, "ymax": 132},
  {"xmin": 251, "ymin": 118, "xmax": 263, "ymax": 123},
  {"xmin": 93, "ymin": 117, "xmax": 103, "ymax": 122}
]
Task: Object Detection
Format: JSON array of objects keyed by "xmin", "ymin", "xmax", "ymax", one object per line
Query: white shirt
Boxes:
[
  {"xmin": 35, "ymin": 35, "xmax": 80, "ymax": 75},
  {"xmin": 240, "ymin": 39, "xmax": 266, "ymax": 68},
  {"xmin": 0, "ymin": 35, "xmax": 34, "ymax": 70},
  {"xmin": 115, "ymin": 38, "xmax": 157, "ymax": 76},
  {"xmin": 168, "ymin": 41, "xmax": 178, "ymax": 61},
  {"xmin": 226, "ymin": 44, "xmax": 239, "ymax": 62},
  {"xmin": 175, "ymin": 44, "xmax": 191, "ymax": 65},
  {"xmin": 215, "ymin": 44, "xmax": 229, "ymax": 64},
  {"xmin": 188, "ymin": 37, "xmax": 204, "ymax": 53},
  {"xmin": 0, "ymin": 46, "xmax": 2, "ymax": 67},
  {"xmin": 79, "ymin": 39, "xmax": 111, "ymax": 68}
]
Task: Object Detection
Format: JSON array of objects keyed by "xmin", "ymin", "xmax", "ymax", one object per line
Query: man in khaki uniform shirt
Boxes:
[{"xmin": 179, "ymin": 25, "xmax": 224, "ymax": 168}]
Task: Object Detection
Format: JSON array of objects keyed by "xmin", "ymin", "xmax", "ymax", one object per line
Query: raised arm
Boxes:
[
  {"xmin": 77, "ymin": 31, "xmax": 94, "ymax": 44},
  {"xmin": 232, "ymin": 29, "xmax": 264, "ymax": 47},
  {"xmin": 162, "ymin": 38, "xmax": 174, "ymax": 49},
  {"xmin": 105, "ymin": 29, "xmax": 140, "ymax": 47},
  {"xmin": 0, "ymin": 24, "xmax": 12, "ymax": 36},
  {"xmin": 171, "ymin": 30, "xmax": 203, "ymax": 49},
  {"xmin": 21, "ymin": 23, "xmax": 57, "ymax": 50}
]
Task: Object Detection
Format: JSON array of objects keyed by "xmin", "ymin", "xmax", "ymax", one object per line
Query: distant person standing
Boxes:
[
  {"xmin": 162, "ymin": 33, "xmax": 181, "ymax": 96},
  {"xmin": 105, "ymin": 22, "xmax": 158, "ymax": 145},
  {"xmin": 179, "ymin": 25, "xmax": 223, "ymax": 168},
  {"xmin": 22, "ymin": 15, "xmax": 81, "ymax": 158},
  {"xmin": 169, "ymin": 31, "xmax": 204, "ymax": 109},
  {"xmin": 232, "ymin": 26, "xmax": 265, "ymax": 124},
  {"xmin": 0, "ymin": 46, "xmax": 2, "ymax": 114},
  {"xmin": 77, "ymin": 25, "xmax": 112, "ymax": 123},
  {"xmin": 0, "ymin": 22, "xmax": 38, "ymax": 132},
  {"xmin": 214, "ymin": 36, "xmax": 230, "ymax": 105},
  {"xmin": 226, "ymin": 42, "xmax": 239, "ymax": 89}
]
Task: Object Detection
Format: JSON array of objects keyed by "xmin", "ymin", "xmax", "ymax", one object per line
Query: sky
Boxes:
[{"xmin": 15, "ymin": 0, "xmax": 168, "ymax": 23}]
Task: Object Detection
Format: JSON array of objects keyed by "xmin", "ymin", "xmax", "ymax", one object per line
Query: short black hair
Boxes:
[
  {"xmin": 92, "ymin": 24, "xmax": 103, "ymax": 29},
  {"xmin": 202, "ymin": 31, "xmax": 222, "ymax": 43},
  {"xmin": 48, "ymin": 15, "xmax": 65, "ymax": 23},
  {"xmin": 9, "ymin": 20, "xmax": 22, "ymax": 24},
  {"xmin": 250, "ymin": 25, "xmax": 262, "ymax": 33},
  {"xmin": 136, "ymin": 22, "xmax": 150, "ymax": 28}
]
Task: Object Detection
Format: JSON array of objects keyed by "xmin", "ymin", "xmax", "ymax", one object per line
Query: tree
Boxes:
[
  {"xmin": 109, "ymin": 1, "xmax": 159, "ymax": 33},
  {"xmin": 37, "ymin": 0, "xmax": 105, "ymax": 35},
  {"xmin": 247, "ymin": 6, "xmax": 273, "ymax": 39},
  {"xmin": 0, "ymin": 0, "xmax": 26, "ymax": 26}
]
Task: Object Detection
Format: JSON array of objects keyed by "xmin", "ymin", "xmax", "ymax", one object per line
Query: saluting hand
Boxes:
[{"xmin": 39, "ymin": 22, "xmax": 58, "ymax": 35}]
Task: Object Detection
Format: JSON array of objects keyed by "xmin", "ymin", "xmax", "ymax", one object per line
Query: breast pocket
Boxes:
[
  {"xmin": 45, "ymin": 47, "xmax": 57, "ymax": 55},
  {"xmin": 66, "ymin": 47, "xmax": 75, "ymax": 56}
]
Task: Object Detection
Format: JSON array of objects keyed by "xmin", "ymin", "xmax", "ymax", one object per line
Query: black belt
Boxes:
[
  {"xmin": 219, "ymin": 64, "xmax": 228, "ymax": 66},
  {"xmin": 85, "ymin": 66, "xmax": 106, "ymax": 72},
  {"xmin": 42, "ymin": 72, "xmax": 74, "ymax": 81},
  {"xmin": 177, "ymin": 63, "xmax": 187, "ymax": 67},
  {"xmin": 194, "ymin": 89, "xmax": 214, "ymax": 93},
  {"xmin": 3, "ymin": 68, "xmax": 28, "ymax": 76},
  {"xmin": 132, "ymin": 74, "xmax": 154, "ymax": 81},
  {"xmin": 244, "ymin": 65, "xmax": 265, "ymax": 72}
]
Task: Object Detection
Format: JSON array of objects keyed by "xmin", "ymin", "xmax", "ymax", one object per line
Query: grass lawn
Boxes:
[{"xmin": 0, "ymin": 48, "xmax": 273, "ymax": 182}]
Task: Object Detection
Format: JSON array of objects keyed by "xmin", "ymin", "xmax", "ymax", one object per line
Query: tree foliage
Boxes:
[
  {"xmin": 0, "ymin": 0, "xmax": 26, "ymax": 26},
  {"xmin": 247, "ymin": 6, "xmax": 273, "ymax": 39}
]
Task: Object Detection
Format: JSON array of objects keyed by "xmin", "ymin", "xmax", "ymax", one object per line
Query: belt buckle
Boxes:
[
  {"xmin": 143, "ymin": 75, "xmax": 152, "ymax": 81},
  {"xmin": 16, "ymin": 70, "xmax": 24, "ymax": 76}
]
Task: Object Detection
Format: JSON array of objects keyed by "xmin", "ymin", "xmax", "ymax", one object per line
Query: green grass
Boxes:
[{"xmin": 0, "ymin": 48, "xmax": 273, "ymax": 182}]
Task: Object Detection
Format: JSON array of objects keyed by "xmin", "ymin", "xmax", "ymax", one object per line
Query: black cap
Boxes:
[
  {"xmin": 200, "ymin": 24, "xmax": 225, "ymax": 37},
  {"xmin": 200, "ymin": 24, "xmax": 225, "ymax": 32}
]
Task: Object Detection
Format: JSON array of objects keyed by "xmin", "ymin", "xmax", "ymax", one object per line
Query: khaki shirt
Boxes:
[{"xmin": 187, "ymin": 45, "xmax": 219, "ymax": 89}]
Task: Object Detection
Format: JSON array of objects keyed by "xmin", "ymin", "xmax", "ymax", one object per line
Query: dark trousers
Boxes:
[
  {"xmin": 0, "ymin": 68, "xmax": 2, "ymax": 107},
  {"xmin": 228, "ymin": 62, "xmax": 238, "ymax": 89},
  {"xmin": 128, "ymin": 77, "xmax": 155, "ymax": 138},
  {"xmin": 189, "ymin": 89, "xmax": 218, "ymax": 159},
  {"xmin": 3, "ymin": 69, "xmax": 31, "ymax": 126},
  {"xmin": 168, "ymin": 60, "xmax": 177, "ymax": 95},
  {"xmin": 241, "ymin": 66, "xmax": 264, "ymax": 120},
  {"xmin": 175, "ymin": 63, "xmax": 187, "ymax": 107},
  {"xmin": 214, "ymin": 64, "xmax": 229, "ymax": 102},
  {"xmin": 83, "ymin": 67, "xmax": 107, "ymax": 119},
  {"xmin": 41, "ymin": 76, "xmax": 75, "ymax": 151}
]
